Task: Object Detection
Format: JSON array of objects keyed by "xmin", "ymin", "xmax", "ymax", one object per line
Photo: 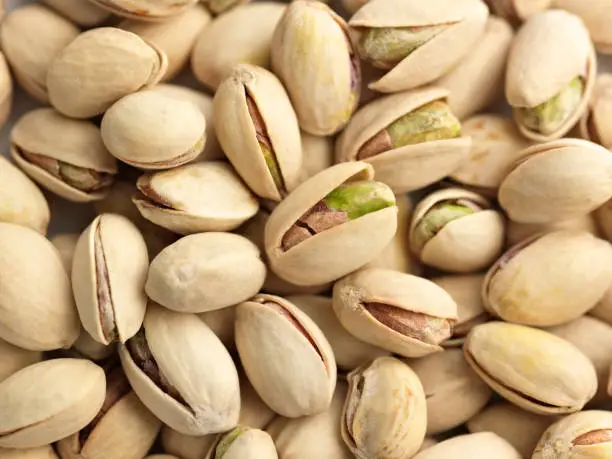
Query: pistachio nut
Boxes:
[
  {"xmin": 335, "ymin": 87, "xmax": 471, "ymax": 193},
  {"xmin": 408, "ymin": 349, "xmax": 492, "ymax": 435},
  {"xmin": 553, "ymin": 0, "xmax": 612, "ymax": 54},
  {"xmin": 119, "ymin": 6, "xmax": 211, "ymax": 81},
  {"xmin": 205, "ymin": 427, "xmax": 277, "ymax": 459},
  {"xmin": 72, "ymin": 329, "xmax": 115, "ymax": 361},
  {"xmin": 0, "ymin": 445, "xmax": 59, "ymax": 459},
  {"xmin": 301, "ymin": 133, "xmax": 334, "ymax": 181},
  {"xmin": 498, "ymin": 139, "xmax": 612, "ymax": 224},
  {"xmin": 464, "ymin": 322, "xmax": 598, "ymax": 415},
  {"xmin": 119, "ymin": 303, "xmax": 241, "ymax": 435},
  {"xmin": 236, "ymin": 372, "xmax": 277, "ymax": 429},
  {"xmin": 267, "ymin": 382, "xmax": 352, "ymax": 459},
  {"xmin": 413, "ymin": 432, "xmax": 522, "ymax": 459},
  {"xmin": 484, "ymin": 0, "xmax": 551, "ymax": 25},
  {"xmin": 56, "ymin": 366, "xmax": 161, "ymax": 459},
  {"xmin": 431, "ymin": 275, "xmax": 489, "ymax": 347},
  {"xmin": 51, "ymin": 233, "xmax": 79, "ymax": 272},
  {"xmin": 43, "ymin": 0, "xmax": 110, "ymax": 26},
  {"xmin": 410, "ymin": 188, "xmax": 505, "ymax": 272},
  {"xmin": 72, "ymin": 214, "xmax": 149, "ymax": 345},
  {"xmin": 580, "ymin": 73, "xmax": 612, "ymax": 148},
  {"xmin": 435, "ymin": 17, "xmax": 513, "ymax": 120},
  {"xmin": 0, "ymin": 338, "xmax": 42, "ymax": 384},
  {"xmin": 133, "ymin": 162, "xmax": 258, "ymax": 234},
  {"xmin": 533, "ymin": 410, "xmax": 612, "ymax": 458},
  {"xmin": 86, "ymin": 0, "xmax": 198, "ymax": 21},
  {"xmin": 333, "ymin": 268, "xmax": 458, "ymax": 358},
  {"xmin": 214, "ymin": 65, "xmax": 302, "ymax": 201},
  {"xmin": 236, "ymin": 294, "xmax": 337, "ymax": 417},
  {"xmin": 506, "ymin": 10, "xmax": 596, "ymax": 141},
  {"xmin": 349, "ymin": 0, "xmax": 489, "ymax": 93},
  {"xmin": 506, "ymin": 214, "xmax": 599, "ymax": 247},
  {"xmin": 101, "ymin": 90, "xmax": 206, "ymax": 169},
  {"xmin": 192, "ymin": 2, "xmax": 286, "ymax": 91},
  {"xmin": 11, "ymin": 108, "xmax": 118, "ymax": 203},
  {"xmin": 342, "ymin": 357, "xmax": 427, "ymax": 459},
  {"xmin": 146, "ymin": 232, "xmax": 266, "ymax": 313},
  {"xmin": 288, "ymin": 295, "xmax": 389, "ymax": 370},
  {"xmin": 0, "ymin": 53, "xmax": 12, "ymax": 131},
  {"xmin": 271, "ymin": 0, "xmax": 360, "ymax": 135},
  {"xmin": 0, "ymin": 359, "xmax": 106, "ymax": 448},
  {"xmin": 47, "ymin": 27, "xmax": 167, "ymax": 118},
  {"xmin": 591, "ymin": 284, "xmax": 612, "ymax": 326},
  {"xmin": 1, "ymin": 4, "xmax": 79, "ymax": 103},
  {"xmin": 484, "ymin": 230, "xmax": 612, "ymax": 326},
  {"xmin": 265, "ymin": 162, "xmax": 397, "ymax": 286},
  {"xmin": 199, "ymin": 307, "xmax": 237, "ymax": 349},
  {"xmin": 161, "ymin": 427, "xmax": 216, "ymax": 459},
  {"xmin": 0, "ymin": 223, "xmax": 79, "ymax": 351},
  {"xmin": 0, "ymin": 156, "xmax": 49, "ymax": 235}
]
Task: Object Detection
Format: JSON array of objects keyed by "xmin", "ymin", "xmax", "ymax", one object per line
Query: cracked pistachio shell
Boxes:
[
  {"xmin": 205, "ymin": 428, "xmax": 277, "ymax": 459},
  {"xmin": 336, "ymin": 87, "xmax": 472, "ymax": 193},
  {"xmin": 47, "ymin": 28, "xmax": 168, "ymax": 119},
  {"xmin": 288, "ymin": 295, "xmax": 389, "ymax": 371},
  {"xmin": 485, "ymin": 0, "xmax": 551, "ymax": 25},
  {"xmin": 11, "ymin": 108, "xmax": 118, "ymax": 203},
  {"xmin": 485, "ymin": 231, "xmax": 612, "ymax": 326},
  {"xmin": 332, "ymin": 268, "xmax": 458, "ymax": 358},
  {"xmin": 134, "ymin": 161, "xmax": 259, "ymax": 234},
  {"xmin": 214, "ymin": 64, "xmax": 302, "ymax": 201},
  {"xmin": 0, "ymin": 223, "xmax": 79, "ymax": 351},
  {"xmin": 506, "ymin": 214, "xmax": 599, "ymax": 247},
  {"xmin": 343, "ymin": 357, "xmax": 426, "ymax": 459},
  {"xmin": 86, "ymin": 0, "xmax": 198, "ymax": 21},
  {"xmin": 465, "ymin": 322, "xmax": 598, "ymax": 415},
  {"xmin": 301, "ymin": 133, "xmax": 334, "ymax": 181},
  {"xmin": 0, "ymin": 359, "xmax": 106, "ymax": 448},
  {"xmin": 271, "ymin": 1, "xmax": 360, "ymax": 136},
  {"xmin": 265, "ymin": 162, "xmax": 398, "ymax": 286},
  {"xmin": 51, "ymin": 233, "xmax": 79, "ymax": 272},
  {"xmin": 0, "ymin": 446, "xmax": 58, "ymax": 459},
  {"xmin": 533, "ymin": 410, "xmax": 612, "ymax": 459},
  {"xmin": 414, "ymin": 433, "xmax": 521, "ymax": 459},
  {"xmin": 72, "ymin": 214, "xmax": 149, "ymax": 345},
  {"xmin": 580, "ymin": 73, "xmax": 612, "ymax": 149},
  {"xmin": 72, "ymin": 329, "xmax": 115, "ymax": 361},
  {"xmin": 506, "ymin": 10, "xmax": 596, "ymax": 141},
  {"xmin": 119, "ymin": 304, "xmax": 241, "ymax": 435},
  {"xmin": 553, "ymin": 0, "xmax": 612, "ymax": 54},
  {"xmin": 236, "ymin": 294, "xmax": 337, "ymax": 417},
  {"xmin": 1, "ymin": 4, "xmax": 79, "ymax": 103},
  {"xmin": 349, "ymin": 0, "xmax": 489, "ymax": 93},
  {"xmin": 0, "ymin": 338, "xmax": 42, "ymax": 384},
  {"xmin": 0, "ymin": 156, "xmax": 49, "ymax": 234},
  {"xmin": 191, "ymin": 3, "xmax": 285, "ymax": 91},
  {"xmin": 410, "ymin": 188, "xmax": 505, "ymax": 272},
  {"xmin": 0, "ymin": 53, "xmax": 12, "ymax": 131},
  {"xmin": 146, "ymin": 232, "xmax": 266, "ymax": 313},
  {"xmin": 43, "ymin": 0, "xmax": 110, "ymax": 26},
  {"xmin": 101, "ymin": 90, "xmax": 206, "ymax": 169},
  {"xmin": 499, "ymin": 139, "xmax": 612, "ymax": 224},
  {"xmin": 408, "ymin": 349, "xmax": 492, "ymax": 435}
]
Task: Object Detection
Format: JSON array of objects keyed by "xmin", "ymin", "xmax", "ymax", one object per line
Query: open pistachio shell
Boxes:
[
  {"xmin": 0, "ymin": 445, "xmax": 59, "ymax": 459},
  {"xmin": 553, "ymin": 0, "xmax": 612, "ymax": 54},
  {"xmin": 413, "ymin": 433, "xmax": 521, "ymax": 459},
  {"xmin": 43, "ymin": 0, "xmax": 110, "ymax": 26},
  {"xmin": 343, "ymin": 357, "xmax": 426, "ymax": 459},
  {"xmin": 214, "ymin": 64, "xmax": 302, "ymax": 201},
  {"xmin": 0, "ymin": 359, "xmax": 106, "ymax": 449},
  {"xmin": 271, "ymin": 1, "xmax": 360, "ymax": 135},
  {"xmin": 464, "ymin": 322, "xmax": 598, "ymax": 415},
  {"xmin": 0, "ymin": 338, "xmax": 42, "ymax": 384},
  {"xmin": 485, "ymin": 231, "xmax": 612, "ymax": 327},
  {"xmin": 133, "ymin": 161, "xmax": 259, "ymax": 235},
  {"xmin": 498, "ymin": 139, "xmax": 612, "ymax": 224},
  {"xmin": 580, "ymin": 73, "xmax": 612, "ymax": 149},
  {"xmin": 333, "ymin": 268, "xmax": 458, "ymax": 358},
  {"xmin": 86, "ymin": 0, "xmax": 198, "ymax": 21},
  {"xmin": 349, "ymin": 0, "xmax": 488, "ymax": 93},
  {"xmin": 485, "ymin": 0, "xmax": 551, "ymax": 25},
  {"xmin": 410, "ymin": 188, "xmax": 505, "ymax": 272},
  {"xmin": 72, "ymin": 214, "xmax": 149, "ymax": 345},
  {"xmin": 205, "ymin": 427, "xmax": 277, "ymax": 459},
  {"xmin": 236, "ymin": 294, "xmax": 337, "ymax": 417},
  {"xmin": 336, "ymin": 87, "xmax": 471, "ymax": 193},
  {"xmin": 265, "ymin": 162, "xmax": 398, "ymax": 286},
  {"xmin": 47, "ymin": 28, "xmax": 168, "ymax": 119},
  {"xmin": 506, "ymin": 10, "xmax": 596, "ymax": 141},
  {"xmin": 119, "ymin": 304, "xmax": 241, "ymax": 435}
]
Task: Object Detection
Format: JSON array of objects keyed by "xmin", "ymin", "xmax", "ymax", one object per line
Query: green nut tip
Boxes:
[
  {"xmin": 215, "ymin": 427, "xmax": 248, "ymax": 459},
  {"xmin": 413, "ymin": 202, "xmax": 476, "ymax": 250},
  {"xmin": 324, "ymin": 180, "xmax": 395, "ymax": 220}
]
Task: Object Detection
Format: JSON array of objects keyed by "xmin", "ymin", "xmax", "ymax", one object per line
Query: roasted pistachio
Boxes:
[
  {"xmin": 43, "ymin": 0, "xmax": 110, "ymax": 26},
  {"xmin": 0, "ymin": 338, "xmax": 42, "ymax": 384},
  {"xmin": 205, "ymin": 427, "xmax": 278, "ymax": 459},
  {"xmin": 86, "ymin": 0, "xmax": 198, "ymax": 21},
  {"xmin": 506, "ymin": 214, "xmax": 599, "ymax": 247},
  {"xmin": 484, "ymin": 0, "xmax": 551, "ymax": 25},
  {"xmin": 413, "ymin": 432, "xmax": 522, "ymax": 459}
]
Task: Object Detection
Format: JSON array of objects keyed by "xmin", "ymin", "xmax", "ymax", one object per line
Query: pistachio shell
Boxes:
[
  {"xmin": 161, "ymin": 428, "xmax": 216, "ymax": 459},
  {"xmin": 591, "ymin": 283, "xmax": 612, "ymax": 326},
  {"xmin": 498, "ymin": 139, "xmax": 612, "ymax": 224},
  {"xmin": 332, "ymin": 268, "xmax": 458, "ymax": 358},
  {"xmin": 0, "ymin": 359, "xmax": 106, "ymax": 448},
  {"xmin": 506, "ymin": 214, "xmax": 599, "ymax": 247},
  {"xmin": 198, "ymin": 307, "xmax": 236, "ymax": 349},
  {"xmin": 485, "ymin": 0, "xmax": 552, "ymax": 25},
  {"xmin": 205, "ymin": 428, "xmax": 277, "ymax": 459},
  {"xmin": 553, "ymin": 0, "xmax": 612, "ymax": 54},
  {"xmin": 47, "ymin": 28, "xmax": 167, "ymax": 118},
  {"xmin": 580, "ymin": 73, "xmax": 612, "ymax": 148},
  {"xmin": 146, "ymin": 232, "xmax": 266, "ymax": 313},
  {"xmin": 87, "ymin": 0, "xmax": 198, "ymax": 21},
  {"xmin": 464, "ymin": 322, "xmax": 598, "ymax": 415},
  {"xmin": 51, "ymin": 233, "xmax": 79, "ymax": 272},
  {"xmin": 336, "ymin": 87, "xmax": 471, "ymax": 193},
  {"xmin": 300, "ymin": 133, "xmax": 334, "ymax": 181},
  {"xmin": 418, "ymin": 439, "xmax": 439, "ymax": 453},
  {"xmin": 265, "ymin": 162, "xmax": 398, "ymax": 286},
  {"xmin": 413, "ymin": 432, "xmax": 522, "ymax": 459},
  {"xmin": 72, "ymin": 329, "xmax": 115, "ymax": 361},
  {"xmin": 214, "ymin": 64, "xmax": 302, "ymax": 201},
  {"xmin": 0, "ymin": 338, "xmax": 42, "ymax": 384},
  {"xmin": 42, "ymin": 0, "xmax": 110, "ymax": 26},
  {"xmin": 0, "ymin": 53, "xmax": 13, "ymax": 131},
  {"xmin": 0, "ymin": 445, "xmax": 59, "ymax": 459},
  {"xmin": 484, "ymin": 231, "xmax": 612, "ymax": 326},
  {"xmin": 595, "ymin": 196, "xmax": 612, "ymax": 243},
  {"xmin": 349, "ymin": 0, "xmax": 489, "ymax": 92},
  {"xmin": 236, "ymin": 294, "xmax": 337, "ymax": 417}
]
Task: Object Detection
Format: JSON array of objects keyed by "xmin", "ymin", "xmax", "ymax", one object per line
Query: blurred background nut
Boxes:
[
  {"xmin": 0, "ymin": 446, "xmax": 59, "ymax": 459},
  {"xmin": 201, "ymin": 0, "xmax": 247, "ymax": 15},
  {"xmin": 0, "ymin": 338, "xmax": 42, "ymax": 384},
  {"xmin": 553, "ymin": 0, "xmax": 612, "ymax": 54},
  {"xmin": 300, "ymin": 133, "xmax": 334, "ymax": 182},
  {"xmin": 590, "ymin": 283, "xmax": 612, "ymax": 326},
  {"xmin": 50, "ymin": 233, "xmax": 79, "ymax": 272},
  {"xmin": 42, "ymin": 0, "xmax": 110, "ymax": 26},
  {"xmin": 204, "ymin": 427, "xmax": 277, "ymax": 459},
  {"xmin": 580, "ymin": 73, "xmax": 612, "ymax": 148},
  {"xmin": 161, "ymin": 427, "xmax": 216, "ymax": 459},
  {"xmin": 413, "ymin": 432, "xmax": 522, "ymax": 459},
  {"xmin": 0, "ymin": 53, "xmax": 12, "ymax": 131},
  {"xmin": 71, "ymin": 329, "xmax": 115, "ymax": 361},
  {"xmin": 484, "ymin": 0, "xmax": 552, "ymax": 25},
  {"xmin": 505, "ymin": 214, "xmax": 599, "ymax": 247},
  {"xmin": 85, "ymin": 0, "xmax": 199, "ymax": 21}
]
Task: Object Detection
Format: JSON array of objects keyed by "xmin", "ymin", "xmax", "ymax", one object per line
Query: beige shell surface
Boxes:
[
  {"xmin": 72, "ymin": 328, "xmax": 115, "ymax": 361},
  {"xmin": 88, "ymin": 0, "xmax": 198, "ymax": 21},
  {"xmin": 191, "ymin": 2, "xmax": 286, "ymax": 91},
  {"xmin": 213, "ymin": 64, "xmax": 302, "ymax": 201},
  {"xmin": 591, "ymin": 283, "xmax": 612, "ymax": 326},
  {"xmin": 506, "ymin": 214, "xmax": 599, "ymax": 247},
  {"xmin": 205, "ymin": 429, "xmax": 278, "ymax": 459},
  {"xmin": 0, "ymin": 53, "xmax": 13, "ymax": 131},
  {"xmin": 0, "ymin": 445, "xmax": 59, "ymax": 459},
  {"xmin": 161, "ymin": 427, "xmax": 216, "ymax": 459},
  {"xmin": 300, "ymin": 133, "xmax": 334, "ymax": 181},
  {"xmin": 350, "ymin": 0, "xmax": 489, "ymax": 92},
  {"xmin": 134, "ymin": 161, "xmax": 259, "ymax": 235},
  {"xmin": 0, "ymin": 338, "xmax": 42, "ymax": 384},
  {"xmin": 553, "ymin": 0, "xmax": 612, "ymax": 54},
  {"xmin": 0, "ymin": 359, "xmax": 106, "ymax": 449},
  {"xmin": 464, "ymin": 322, "xmax": 598, "ymax": 415},
  {"xmin": 199, "ymin": 307, "xmax": 236, "ymax": 350},
  {"xmin": 580, "ymin": 73, "xmax": 612, "ymax": 148},
  {"xmin": 413, "ymin": 432, "xmax": 521, "ymax": 459},
  {"xmin": 43, "ymin": 0, "xmax": 111, "ymax": 26},
  {"xmin": 0, "ymin": 223, "xmax": 79, "ymax": 351},
  {"xmin": 50, "ymin": 233, "xmax": 79, "ymax": 273}
]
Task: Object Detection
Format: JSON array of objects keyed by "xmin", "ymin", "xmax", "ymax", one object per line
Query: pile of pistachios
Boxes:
[{"xmin": 4, "ymin": 0, "xmax": 612, "ymax": 457}]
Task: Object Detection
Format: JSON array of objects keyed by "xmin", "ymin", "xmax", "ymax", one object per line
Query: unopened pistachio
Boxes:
[
  {"xmin": 86, "ymin": 0, "xmax": 198, "ymax": 21},
  {"xmin": 0, "ymin": 445, "xmax": 59, "ymax": 459},
  {"xmin": 0, "ymin": 338, "xmax": 42, "ymax": 384},
  {"xmin": 43, "ymin": 0, "xmax": 110, "ymax": 26},
  {"xmin": 484, "ymin": 0, "xmax": 551, "ymax": 25},
  {"xmin": 205, "ymin": 427, "xmax": 277, "ymax": 459},
  {"xmin": 506, "ymin": 214, "xmax": 599, "ymax": 247},
  {"xmin": 413, "ymin": 432, "xmax": 521, "ymax": 459}
]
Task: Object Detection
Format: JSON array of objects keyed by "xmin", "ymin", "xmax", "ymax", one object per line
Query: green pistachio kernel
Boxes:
[
  {"xmin": 413, "ymin": 202, "xmax": 478, "ymax": 250},
  {"xmin": 324, "ymin": 180, "xmax": 396, "ymax": 220},
  {"xmin": 215, "ymin": 427, "xmax": 248, "ymax": 459}
]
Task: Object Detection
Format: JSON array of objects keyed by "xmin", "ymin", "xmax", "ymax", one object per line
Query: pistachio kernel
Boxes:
[
  {"xmin": 95, "ymin": 218, "xmax": 118, "ymax": 343},
  {"xmin": 573, "ymin": 429, "xmax": 612, "ymax": 446},
  {"xmin": 214, "ymin": 427, "xmax": 248, "ymax": 459}
]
